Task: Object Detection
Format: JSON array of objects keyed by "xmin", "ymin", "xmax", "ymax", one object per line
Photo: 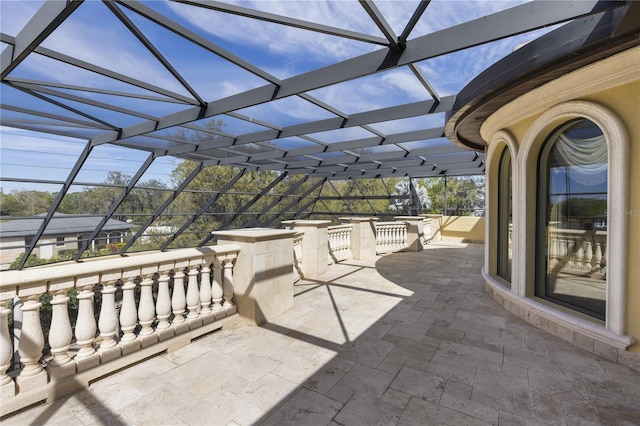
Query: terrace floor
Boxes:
[{"xmin": 5, "ymin": 242, "xmax": 640, "ymax": 426}]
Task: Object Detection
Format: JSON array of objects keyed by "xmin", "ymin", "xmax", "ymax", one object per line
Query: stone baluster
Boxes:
[
  {"xmin": 16, "ymin": 293, "xmax": 47, "ymax": 389},
  {"xmin": 171, "ymin": 268, "xmax": 187, "ymax": 324},
  {"xmin": 74, "ymin": 276, "xmax": 100, "ymax": 371},
  {"xmin": 186, "ymin": 267, "xmax": 200, "ymax": 319},
  {"xmin": 119, "ymin": 275, "xmax": 138, "ymax": 343},
  {"xmin": 566, "ymin": 236, "xmax": 575, "ymax": 266},
  {"xmin": 156, "ymin": 269, "xmax": 172, "ymax": 330},
  {"xmin": 593, "ymin": 239, "xmax": 603, "ymax": 269},
  {"xmin": 211, "ymin": 258, "xmax": 223, "ymax": 311},
  {"xmin": 584, "ymin": 240, "xmax": 593, "ymax": 267},
  {"xmin": 199, "ymin": 261, "xmax": 212, "ymax": 316},
  {"xmin": 138, "ymin": 274, "xmax": 156, "ymax": 337},
  {"xmin": 75, "ymin": 284, "xmax": 96, "ymax": 358},
  {"xmin": 98, "ymin": 280, "xmax": 119, "ymax": 352},
  {"xmin": 0, "ymin": 297, "xmax": 15, "ymax": 398},
  {"xmin": 575, "ymin": 237, "xmax": 585, "ymax": 267},
  {"xmin": 223, "ymin": 258, "xmax": 235, "ymax": 307},
  {"xmin": 48, "ymin": 287, "xmax": 74, "ymax": 377}
]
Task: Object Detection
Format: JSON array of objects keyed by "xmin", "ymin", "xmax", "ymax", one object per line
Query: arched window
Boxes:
[
  {"xmin": 536, "ymin": 118, "xmax": 607, "ymax": 320},
  {"xmin": 497, "ymin": 146, "xmax": 512, "ymax": 284}
]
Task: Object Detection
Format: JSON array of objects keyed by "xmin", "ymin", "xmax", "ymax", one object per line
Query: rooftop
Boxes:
[
  {"xmin": 4, "ymin": 243, "xmax": 639, "ymax": 425},
  {"xmin": 0, "ymin": 213, "xmax": 132, "ymax": 238}
]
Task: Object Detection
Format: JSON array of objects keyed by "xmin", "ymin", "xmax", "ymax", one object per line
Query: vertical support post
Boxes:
[
  {"xmin": 47, "ymin": 287, "xmax": 74, "ymax": 378},
  {"xmin": 75, "ymin": 276, "xmax": 100, "ymax": 371},
  {"xmin": 199, "ymin": 261, "xmax": 212, "ymax": 316},
  {"xmin": 16, "ymin": 294, "xmax": 47, "ymax": 390},
  {"xmin": 155, "ymin": 268, "xmax": 174, "ymax": 341},
  {"xmin": 213, "ymin": 229, "xmax": 296, "ymax": 325},
  {"xmin": 98, "ymin": 279, "xmax": 120, "ymax": 363},
  {"xmin": 211, "ymin": 258, "xmax": 223, "ymax": 311},
  {"xmin": 282, "ymin": 220, "xmax": 331, "ymax": 279},
  {"xmin": 422, "ymin": 214, "xmax": 442, "ymax": 242},
  {"xmin": 340, "ymin": 217, "xmax": 378, "ymax": 260}
]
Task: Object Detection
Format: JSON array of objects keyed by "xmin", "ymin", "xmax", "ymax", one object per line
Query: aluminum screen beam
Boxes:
[
  {"xmin": 17, "ymin": 140, "xmax": 94, "ymax": 270},
  {"xmin": 359, "ymin": 0, "xmax": 400, "ymax": 51},
  {"xmin": 1, "ymin": 0, "xmax": 84, "ymax": 79},
  {"xmin": 105, "ymin": 1, "xmax": 206, "ymax": 106},
  {"xmin": 118, "ymin": 162, "xmax": 204, "ymax": 254},
  {"xmin": 161, "ymin": 168, "xmax": 247, "ymax": 250},
  {"xmin": 85, "ymin": 1, "xmax": 616, "ymax": 149},
  {"xmin": 74, "ymin": 152, "xmax": 158, "ymax": 260},
  {"xmin": 173, "ymin": 0, "xmax": 389, "ymax": 46}
]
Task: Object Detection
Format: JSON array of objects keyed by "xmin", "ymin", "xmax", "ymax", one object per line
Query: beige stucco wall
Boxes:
[
  {"xmin": 482, "ymin": 46, "xmax": 640, "ymax": 355},
  {"xmin": 440, "ymin": 216, "xmax": 485, "ymax": 242}
]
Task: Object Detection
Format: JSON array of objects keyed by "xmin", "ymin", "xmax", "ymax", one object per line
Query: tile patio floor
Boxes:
[{"xmin": 4, "ymin": 242, "xmax": 640, "ymax": 425}]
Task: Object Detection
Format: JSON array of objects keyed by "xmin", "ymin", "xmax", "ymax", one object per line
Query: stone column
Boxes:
[
  {"xmin": 282, "ymin": 220, "xmax": 331, "ymax": 279},
  {"xmin": 394, "ymin": 216, "xmax": 424, "ymax": 252},
  {"xmin": 340, "ymin": 217, "xmax": 378, "ymax": 260},
  {"xmin": 422, "ymin": 214, "xmax": 442, "ymax": 242},
  {"xmin": 212, "ymin": 228, "xmax": 297, "ymax": 326}
]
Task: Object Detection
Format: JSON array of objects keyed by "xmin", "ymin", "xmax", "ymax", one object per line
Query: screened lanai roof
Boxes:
[
  {"xmin": 1, "ymin": 0, "xmax": 625, "ymax": 179},
  {"xmin": 0, "ymin": 0, "xmax": 629, "ymax": 269}
]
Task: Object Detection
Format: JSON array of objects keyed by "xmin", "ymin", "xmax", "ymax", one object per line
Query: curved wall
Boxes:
[{"xmin": 481, "ymin": 47, "xmax": 640, "ymax": 369}]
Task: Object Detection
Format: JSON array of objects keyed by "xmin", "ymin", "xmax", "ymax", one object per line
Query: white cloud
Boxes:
[
  {"xmin": 0, "ymin": 1, "xmax": 44, "ymax": 37},
  {"xmin": 167, "ymin": 0, "xmax": 381, "ymax": 73}
]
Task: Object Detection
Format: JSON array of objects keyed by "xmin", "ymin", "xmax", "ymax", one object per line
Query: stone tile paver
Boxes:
[{"xmin": 4, "ymin": 242, "xmax": 639, "ymax": 426}]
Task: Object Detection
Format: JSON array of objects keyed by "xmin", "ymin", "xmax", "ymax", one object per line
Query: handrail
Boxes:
[
  {"xmin": 0, "ymin": 245, "xmax": 240, "ymax": 417},
  {"xmin": 375, "ymin": 221, "xmax": 408, "ymax": 253},
  {"xmin": 328, "ymin": 224, "xmax": 353, "ymax": 263}
]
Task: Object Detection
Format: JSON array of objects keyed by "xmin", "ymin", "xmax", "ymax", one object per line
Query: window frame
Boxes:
[{"xmin": 519, "ymin": 100, "xmax": 629, "ymax": 335}]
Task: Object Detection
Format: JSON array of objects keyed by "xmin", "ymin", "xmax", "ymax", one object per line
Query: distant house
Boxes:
[{"xmin": 0, "ymin": 213, "xmax": 132, "ymax": 269}]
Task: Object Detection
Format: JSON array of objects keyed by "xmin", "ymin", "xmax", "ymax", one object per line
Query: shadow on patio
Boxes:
[{"xmin": 5, "ymin": 243, "xmax": 639, "ymax": 425}]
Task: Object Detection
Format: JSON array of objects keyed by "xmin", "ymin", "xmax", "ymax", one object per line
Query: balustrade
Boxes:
[
  {"xmin": 0, "ymin": 245, "xmax": 239, "ymax": 416},
  {"xmin": 547, "ymin": 228, "xmax": 607, "ymax": 278},
  {"xmin": 327, "ymin": 224, "xmax": 353, "ymax": 263},
  {"xmin": 375, "ymin": 222, "xmax": 408, "ymax": 253}
]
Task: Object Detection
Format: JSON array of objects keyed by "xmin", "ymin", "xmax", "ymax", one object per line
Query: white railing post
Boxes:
[
  {"xmin": 186, "ymin": 267, "xmax": 200, "ymax": 320},
  {"xmin": 171, "ymin": 267, "xmax": 187, "ymax": 331},
  {"xmin": 199, "ymin": 261, "xmax": 212, "ymax": 316},
  {"xmin": 211, "ymin": 258, "xmax": 223, "ymax": 312},
  {"xmin": 47, "ymin": 287, "xmax": 74, "ymax": 377},
  {"xmin": 138, "ymin": 269, "xmax": 158, "ymax": 347},
  {"xmin": 155, "ymin": 269, "xmax": 172, "ymax": 331},
  {"xmin": 98, "ymin": 280, "xmax": 119, "ymax": 360},
  {"xmin": 120, "ymin": 274, "xmax": 138, "ymax": 344},
  {"xmin": 222, "ymin": 257, "xmax": 234, "ymax": 309},
  {"xmin": 74, "ymin": 278, "xmax": 99, "ymax": 371},
  {"xmin": 16, "ymin": 293, "xmax": 47, "ymax": 389},
  {"xmin": 0, "ymin": 297, "xmax": 15, "ymax": 398}
]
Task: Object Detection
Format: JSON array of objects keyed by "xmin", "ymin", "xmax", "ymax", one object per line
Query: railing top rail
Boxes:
[
  {"xmin": 328, "ymin": 224, "xmax": 353, "ymax": 231},
  {"xmin": 0, "ymin": 244, "xmax": 241, "ymax": 291},
  {"xmin": 548, "ymin": 228, "xmax": 607, "ymax": 236},
  {"xmin": 375, "ymin": 221, "xmax": 408, "ymax": 227}
]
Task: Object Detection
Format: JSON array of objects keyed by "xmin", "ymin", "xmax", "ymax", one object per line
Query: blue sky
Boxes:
[{"xmin": 0, "ymin": 0, "xmax": 554, "ymax": 193}]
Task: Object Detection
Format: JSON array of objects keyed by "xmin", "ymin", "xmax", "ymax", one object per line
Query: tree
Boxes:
[
  {"xmin": 423, "ymin": 176, "xmax": 485, "ymax": 216},
  {"xmin": 392, "ymin": 179, "xmax": 431, "ymax": 213},
  {"xmin": 0, "ymin": 190, "xmax": 27, "ymax": 216}
]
